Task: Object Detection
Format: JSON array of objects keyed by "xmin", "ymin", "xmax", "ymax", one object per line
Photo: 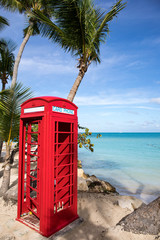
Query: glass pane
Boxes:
[{"xmin": 58, "ymin": 122, "xmax": 71, "ymax": 132}]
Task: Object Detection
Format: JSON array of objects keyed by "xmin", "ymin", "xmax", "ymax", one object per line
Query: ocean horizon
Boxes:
[{"xmin": 78, "ymin": 132, "xmax": 160, "ymax": 204}]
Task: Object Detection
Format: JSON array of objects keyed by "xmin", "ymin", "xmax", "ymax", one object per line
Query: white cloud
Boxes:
[
  {"xmin": 150, "ymin": 98, "xmax": 160, "ymax": 104},
  {"xmin": 142, "ymin": 120, "xmax": 160, "ymax": 129},
  {"xmin": 74, "ymin": 93, "xmax": 149, "ymax": 106},
  {"xmin": 136, "ymin": 106, "xmax": 160, "ymax": 110},
  {"xmin": 141, "ymin": 36, "xmax": 160, "ymax": 46},
  {"xmin": 19, "ymin": 57, "xmax": 76, "ymax": 75},
  {"xmin": 127, "ymin": 110, "xmax": 139, "ymax": 115},
  {"xmin": 99, "ymin": 112, "xmax": 113, "ymax": 117},
  {"xmin": 126, "ymin": 60, "xmax": 145, "ymax": 69},
  {"xmin": 99, "ymin": 54, "xmax": 128, "ymax": 69},
  {"xmin": 126, "ymin": 120, "xmax": 136, "ymax": 124}
]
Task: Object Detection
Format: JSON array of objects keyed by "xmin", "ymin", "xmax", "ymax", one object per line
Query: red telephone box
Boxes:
[{"xmin": 17, "ymin": 96, "xmax": 79, "ymax": 237}]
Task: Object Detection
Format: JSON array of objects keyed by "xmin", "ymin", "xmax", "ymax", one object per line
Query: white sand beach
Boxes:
[
  {"xmin": 0, "ymin": 192, "xmax": 157, "ymax": 240},
  {"xmin": 0, "ymin": 150, "xmax": 158, "ymax": 240}
]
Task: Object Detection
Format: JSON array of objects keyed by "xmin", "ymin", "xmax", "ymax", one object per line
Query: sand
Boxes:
[
  {"xmin": 0, "ymin": 192, "xmax": 158, "ymax": 239},
  {"xmin": 0, "ymin": 148, "xmax": 158, "ymax": 240}
]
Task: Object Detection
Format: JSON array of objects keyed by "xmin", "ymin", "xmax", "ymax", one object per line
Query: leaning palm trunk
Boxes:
[
  {"xmin": 67, "ymin": 61, "xmax": 88, "ymax": 102},
  {"xmin": 11, "ymin": 32, "xmax": 31, "ymax": 88},
  {"xmin": 2, "ymin": 81, "xmax": 6, "ymax": 90},
  {"xmin": 0, "ymin": 139, "xmax": 3, "ymax": 158},
  {"xmin": 0, "ymin": 143, "xmax": 10, "ymax": 195}
]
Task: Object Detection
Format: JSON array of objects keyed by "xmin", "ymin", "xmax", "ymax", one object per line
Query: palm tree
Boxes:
[
  {"xmin": 0, "ymin": 17, "xmax": 10, "ymax": 158},
  {"xmin": 0, "ymin": 83, "xmax": 32, "ymax": 195},
  {"xmin": 32, "ymin": 0, "xmax": 126, "ymax": 102},
  {"xmin": 0, "ymin": 38, "xmax": 16, "ymax": 161},
  {"xmin": 0, "ymin": 39, "xmax": 16, "ymax": 90},
  {"xmin": 0, "ymin": 16, "xmax": 9, "ymax": 50},
  {"xmin": 0, "ymin": 15, "xmax": 9, "ymax": 31},
  {"xmin": 0, "ymin": 0, "xmax": 53, "ymax": 88}
]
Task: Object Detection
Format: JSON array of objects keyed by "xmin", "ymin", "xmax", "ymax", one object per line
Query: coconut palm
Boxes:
[
  {"xmin": 0, "ymin": 39, "xmax": 16, "ymax": 90},
  {"xmin": 0, "ymin": 15, "xmax": 9, "ymax": 31},
  {"xmin": 0, "ymin": 0, "xmax": 54, "ymax": 88},
  {"xmin": 32, "ymin": 0, "xmax": 126, "ymax": 102},
  {"xmin": 0, "ymin": 82, "xmax": 32, "ymax": 195},
  {"xmin": 0, "ymin": 18, "xmax": 10, "ymax": 158},
  {"xmin": 0, "ymin": 39, "xmax": 16, "ymax": 157},
  {"xmin": 0, "ymin": 16, "xmax": 9, "ymax": 50}
]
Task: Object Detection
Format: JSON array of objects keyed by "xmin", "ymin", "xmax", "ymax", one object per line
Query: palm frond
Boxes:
[
  {"xmin": 0, "ymin": 0, "xmax": 25, "ymax": 13},
  {"xmin": 94, "ymin": 0, "xmax": 126, "ymax": 44},
  {"xmin": 0, "ymin": 38, "xmax": 17, "ymax": 52},
  {"xmin": 0, "ymin": 82, "xmax": 33, "ymax": 142},
  {"xmin": 23, "ymin": 20, "xmax": 40, "ymax": 37},
  {"xmin": 0, "ymin": 39, "xmax": 16, "ymax": 88},
  {"xmin": 31, "ymin": 0, "xmax": 126, "ymax": 66},
  {"xmin": 0, "ymin": 16, "xmax": 9, "ymax": 30},
  {"xmin": 31, "ymin": 9, "xmax": 65, "ymax": 44}
]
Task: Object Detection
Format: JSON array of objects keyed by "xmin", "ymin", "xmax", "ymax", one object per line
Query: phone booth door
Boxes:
[{"xmin": 24, "ymin": 119, "xmax": 41, "ymax": 219}]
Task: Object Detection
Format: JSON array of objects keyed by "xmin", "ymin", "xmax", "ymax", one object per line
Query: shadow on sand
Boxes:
[{"xmin": 50, "ymin": 194, "xmax": 116, "ymax": 240}]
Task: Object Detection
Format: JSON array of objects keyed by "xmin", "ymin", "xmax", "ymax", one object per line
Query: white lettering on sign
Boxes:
[
  {"xmin": 52, "ymin": 106, "xmax": 74, "ymax": 115},
  {"xmin": 24, "ymin": 106, "xmax": 45, "ymax": 113}
]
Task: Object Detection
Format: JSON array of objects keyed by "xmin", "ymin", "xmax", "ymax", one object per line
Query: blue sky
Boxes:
[{"xmin": 1, "ymin": 0, "xmax": 160, "ymax": 132}]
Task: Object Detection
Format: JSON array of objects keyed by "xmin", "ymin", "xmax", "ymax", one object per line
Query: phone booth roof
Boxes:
[{"xmin": 21, "ymin": 96, "xmax": 78, "ymax": 118}]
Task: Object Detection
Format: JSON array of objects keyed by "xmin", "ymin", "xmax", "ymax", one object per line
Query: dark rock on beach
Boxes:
[
  {"xmin": 78, "ymin": 170, "xmax": 118, "ymax": 194},
  {"xmin": 4, "ymin": 184, "xmax": 18, "ymax": 202},
  {"xmin": 118, "ymin": 196, "xmax": 160, "ymax": 235},
  {"xmin": 88, "ymin": 179, "xmax": 117, "ymax": 193}
]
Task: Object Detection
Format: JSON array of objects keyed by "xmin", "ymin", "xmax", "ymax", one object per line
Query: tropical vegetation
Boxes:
[
  {"xmin": 0, "ymin": 0, "xmax": 53, "ymax": 88},
  {"xmin": 0, "ymin": 16, "xmax": 9, "ymax": 50},
  {"xmin": 0, "ymin": 39, "xmax": 16, "ymax": 90},
  {"xmin": 0, "ymin": 83, "xmax": 32, "ymax": 195},
  {"xmin": 78, "ymin": 125, "xmax": 102, "ymax": 152},
  {"xmin": 32, "ymin": 0, "xmax": 126, "ymax": 102},
  {"xmin": 0, "ymin": 15, "xmax": 9, "ymax": 31},
  {"xmin": 0, "ymin": 0, "xmax": 126, "ymax": 195},
  {"xmin": 0, "ymin": 16, "xmax": 10, "ymax": 158}
]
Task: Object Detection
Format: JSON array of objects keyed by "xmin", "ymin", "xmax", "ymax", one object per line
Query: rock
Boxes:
[
  {"xmin": 78, "ymin": 160, "xmax": 82, "ymax": 168},
  {"xmin": 78, "ymin": 168, "xmax": 84, "ymax": 178},
  {"xmin": 77, "ymin": 172, "xmax": 117, "ymax": 194},
  {"xmin": 78, "ymin": 169, "xmax": 90, "ymax": 179},
  {"xmin": 88, "ymin": 179, "xmax": 117, "ymax": 194},
  {"xmin": 89, "ymin": 175, "xmax": 100, "ymax": 182},
  {"xmin": 117, "ymin": 196, "xmax": 143, "ymax": 211},
  {"xmin": 86, "ymin": 179, "xmax": 92, "ymax": 186},
  {"xmin": 88, "ymin": 181, "xmax": 104, "ymax": 193},
  {"xmin": 82, "ymin": 172, "xmax": 89, "ymax": 179},
  {"xmin": 118, "ymin": 196, "xmax": 160, "ymax": 235},
  {"xmin": 0, "ymin": 157, "xmax": 4, "ymax": 162},
  {"xmin": 101, "ymin": 180, "xmax": 116, "ymax": 193},
  {"xmin": 4, "ymin": 184, "xmax": 18, "ymax": 201},
  {"xmin": 78, "ymin": 177, "xmax": 88, "ymax": 191}
]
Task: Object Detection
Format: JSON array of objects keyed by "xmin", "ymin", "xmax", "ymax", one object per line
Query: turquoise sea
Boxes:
[{"xmin": 78, "ymin": 133, "xmax": 160, "ymax": 204}]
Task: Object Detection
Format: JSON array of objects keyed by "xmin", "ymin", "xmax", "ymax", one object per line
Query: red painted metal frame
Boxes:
[{"xmin": 17, "ymin": 97, "xmax": 79, "ymax": 237}]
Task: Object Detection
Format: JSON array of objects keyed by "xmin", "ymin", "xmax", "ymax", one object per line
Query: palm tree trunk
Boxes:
[
  {"xmin": 2, "ymin": 81, "xmax": 5, "ymax": 90},
  {"xmin": 0, "ymin": 80, "xmax": 5, "ymax": 158},
  {"xmin": 0, "ymin": 143, "xmax": 11, "ymax": 196},
  {"xmin": 11, "ymin": 32, "xmax": 31, "ymax": 88},
  {"xmin": 0, "ymin": 139, "xmax": 3, "ymax": 158},
  {"xmin": 67, "ymin": 66, "xmax": 87, "ymax": 102}
]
